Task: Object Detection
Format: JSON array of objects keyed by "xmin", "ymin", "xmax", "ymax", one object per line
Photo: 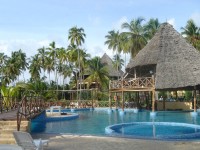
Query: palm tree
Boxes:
[
  {"xmin": 58, "ymin": 63, "xmax": 73, "ymax": 99},
  {"xmin": 44, "ymin": 57, "xmax": 54, "ymax": 84},
  {"xmin": 0, "ymin": 53, "xmax": 8, "ymax": 83},
  {"xmin": 85, "ymin": 56, "xmax": 109, "ymax": 90},
  {"xmin": 68, "ymin": 26, "xmax": 86, "ymax": 101},
  {"xmin": 46, "ymin": 41, "xmax": 59, "ymax": 85},
  {"xmin": 68, "ymin": 27, "xmax": 86, "ymax": 46},
  {"xmin": 105, "ymin": 30, "xmax": 126, "ymax": 74},
  {"xmin": 37, "ymin": 47, "xmax": 47, "ymax": 80},
  {"xmin": 121, "ymin": 17, "xmax": 147, "ymax": 58},
  {"xmin": 181, "ymin": 19, "xmax": 200, "ymax": 50},
  {"xmin": 143, "ymin": 18, "xmax": 161, "ymax": 40},
  {"xmin": 14, "ymin": 49, "xmax": 28, "ymax": 82},
  {"xmin": 29, "ymin": 54, "xmax": 41, "ymax": 81},
  {"xmin": 79, "ymin": 49, "xmax": 90, "ymax": 84},
  {"xmin": 105, "ymin": 30, "xmax": 123, "ymax": 53},
  {"xmin": 112, "ymin": 54, "xmax": 124, "ymax": 80}
]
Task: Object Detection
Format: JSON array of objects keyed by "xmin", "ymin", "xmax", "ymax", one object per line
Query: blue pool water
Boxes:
[{"xmin": 31, "ymin": 108, "xmax": 200, "ymax": 140}]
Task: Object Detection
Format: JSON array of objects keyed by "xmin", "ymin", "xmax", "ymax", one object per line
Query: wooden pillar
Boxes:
[
  {"xmin": 163, "ymin": 97, "xmax": 165, "ymax": 111},
  {"xmin": 121, "ymin": 78, "xmax": 124, "ymax": 111},
  {"xmin": 194, "ymin": 86, "xmax": 197, "ymax": 112},
  {"xmin": 152, "ymin": 89, "xmax": 155, "ymax": 112},
  {"xmin": 122, "ymin": 91, "xmax": 124, "ymax": 111},
  {"xmin": 114, "ymin": 93, "xmax": 117, "ymax": 109},
  {"xmin": 109, "ymin": 92, "xmax": 111, "ymax": 109}
]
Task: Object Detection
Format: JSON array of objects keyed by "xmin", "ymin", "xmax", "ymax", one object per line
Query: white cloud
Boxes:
[
  {"xmin": 0, "ymin": 37, "xmax": 66, "ymax": 58},
  {"xmin": 191, "ymin": 12, "xmax": 200, "ymax": 26},
  {"xmin": 112, "ymin": 16, "xmax": 128, "ymax": 32},
  {"xmin": 167, "ymin": 18, "xmax": 176, "ymax": 28}
]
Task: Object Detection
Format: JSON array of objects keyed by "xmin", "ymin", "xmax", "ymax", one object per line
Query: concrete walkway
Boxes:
[{"xmin": 32, "ymin": 134, "xmax": 200, "ymax": 150}]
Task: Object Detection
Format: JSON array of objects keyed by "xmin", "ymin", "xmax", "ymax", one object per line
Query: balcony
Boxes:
[{"xmin": 109, "ymin": 77, "xmax": 154, "ymax": 92}]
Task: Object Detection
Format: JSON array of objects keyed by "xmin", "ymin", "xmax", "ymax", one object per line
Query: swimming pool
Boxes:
[{"xmin": 31, "ymin": 108, "xmax": 200, "ymax": 140}]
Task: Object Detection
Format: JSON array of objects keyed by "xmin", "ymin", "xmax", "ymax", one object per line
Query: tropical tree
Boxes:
[
  {"xmin": 1, "ymin": 86, "xmax": 16, "ymax": 109},
  {"xmin": 14, "ymin": 49, "xmax": 28, "ymax": 81},
  {"xmin": 0, "ymin": 53, "xmax": 8, "ymax": 84},
  {"xmin": 79, "ymin": 49, "xmax": 90, "ymax": 82},
  {"xmin": 44, "ymin": 57, "xmax": 54, "ymax": 83},
  {"xmin": 112, "ymin": 54, "xmax": 124, "ymax": 79},
  {"xmin": 46, "ymin": 41, "xmax": 59, "ymax": 85},
  {"xmin": 181, "ymin": 19, "xmax": 200, "ymax": 50},
  {"xmin": 121, "ymin": 17, "xmax": 147, "ymax": 58},
  {"xmin": 143, "ymin": 18, "xmax": 161, "ymax": 40},
  {"xmin": 29, "ymin": 54, "xmax": 41, "ymax": 81},
  {"xmin": 68, "ymin": 26, "xmax": 86, "ymax": 46},
  {"xmin": 105, "ymin": 30, "xmax": 125, "ymax": 74},
  {"xmin": 85, "ymin": 56, "xmax": 109, "ymax": 90},
  {"xmin": 105, "ymin": 30, "xmax": 123, "ymax": 53},
  {"xmin": 68, "ymin": 26, "xmax": 86, "ymax": 100},
  {"xmin": 37, "ymin": 47, "xmax": 47, "ymax": 79}
]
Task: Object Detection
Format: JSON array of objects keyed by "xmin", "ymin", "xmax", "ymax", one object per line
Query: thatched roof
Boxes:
[
  {"xmin": 101, "ymin": 53, "xmax": 124, "ymax": 77},
  {"xmin": 126, "ymin": 23, "xmax": 200, "ymax": 90}
]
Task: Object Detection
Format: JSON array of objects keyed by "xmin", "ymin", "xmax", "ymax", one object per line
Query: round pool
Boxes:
[{"xmin": 105, "ymin": 122, "xmax": 200, "ymax": 140}]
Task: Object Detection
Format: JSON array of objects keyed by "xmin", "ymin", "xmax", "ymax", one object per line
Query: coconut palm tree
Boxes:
[
  {"xmin": 68, "ymin": 26, "xmax": 86, "ymax": 100},
  {"xmin": 121, "ymin": 17, "xmax": 147, "ymax": 58},
  {"xmin": 14, "ymin": 49, "xmax": 28, "ymax": 82},
  {"xmin": 181, "ymin": 19, "xmax": 200, "ymax": 50},
  {"xmin": 143, "ymin": 18, "xmax": 161, "ymax": 40},
  {"xmin": 105, "ymin": 30, "xmax": 125, "ymax": 75},
  {"xmin": 112, "ymin": 54, "xmax": 124, "ymax": 80},
  {"xmin": 85, "ymin": 56, "xmax": 109, "ymax": 90},
  {"xmin": 44, "ymin": 57, "xmax": 54, "ymax": 84},
  {"xmin": 57, "ymin": 63, "xmax": 73, "ymax": 99},
  {"xmin": 37, "ymin": 47, "xmax": 47, "ymax": 80},
  {"xmin": 0, "ymin": 53, "xmax": 8, "ymax": 83},
  {"xmin": 68, "ymin": 27, "xmax": 86, "ymax": 46},
  {"xmin": 105, "ymin": 30, "xmax": 124, "ymax": 53},
  {"xmin": 46, "ymin": 41, "xmax": 59, "ymax": 84},
  {"xmin": 29, "ymin": 54, "xmax": 41, "ymax": 81}
]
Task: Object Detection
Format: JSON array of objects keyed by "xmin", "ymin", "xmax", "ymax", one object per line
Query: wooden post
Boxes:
[
  {"xmin": 152, "ymin": 89, "xmax": 155, "ymax": 112},
  {"xmin": 114, "ymin": 93, "xmax": 117, "ymax": 109},
  {"xmin": 152, "ymin": 75, "xmax": 155, "ymax": 112},
  {"xmin": 163, "ymin": 97, "xmax": 165, "ymax": 111},
  {"xmin": 109, "ymin": 92, "xmax": 111, "ymax": 109},
  {"xmin": 194, "ymin": 86, "xmax": 197, "ymax": 112},
  {"xmin": 121, "ymin": 78, "xmax": 124, "ymax": 111},
  {"xmin": 122, "ymin": 91, "xmax": 124, "ymax": 111}
]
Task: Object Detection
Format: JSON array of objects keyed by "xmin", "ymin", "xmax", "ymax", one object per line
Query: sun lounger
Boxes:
[{"xmin": 13, "ymin": 131, "xmax": 49, "ymax": 150}]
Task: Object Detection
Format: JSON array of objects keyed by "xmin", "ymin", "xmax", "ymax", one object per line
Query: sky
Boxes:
[{"xmin": 0, "ymin": 0, "xmax": 200, "ymax": 81}]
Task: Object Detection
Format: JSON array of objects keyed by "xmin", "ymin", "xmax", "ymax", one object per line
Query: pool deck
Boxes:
[
  {"xmin": 32, "ymin": 134, "xmax": 200, "ymax": 150},
  {"xmin": 0, "ymin": 110, "xmax": 17, "ymax": 120}
]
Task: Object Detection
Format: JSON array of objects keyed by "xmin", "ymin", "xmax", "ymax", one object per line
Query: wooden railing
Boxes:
[
  {"xmin": 17, "ymin": 96, "xmax": 46, "ymax": 131},
  {"xmin": 109, "ymin": 77, "xmax": 154, "ymax": 90}
]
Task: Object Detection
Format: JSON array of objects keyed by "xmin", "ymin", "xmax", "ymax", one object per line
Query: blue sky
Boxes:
[{"xmin": 0, "ymin": 0, "xmax": 200, "ymax": 60}]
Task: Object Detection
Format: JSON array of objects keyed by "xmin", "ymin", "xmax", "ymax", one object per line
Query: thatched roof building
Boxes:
[
  {"xmin": 101, "ymin": 53, "xmax": 124, "ymax": 78},
  {"xmin": 126, "ymin": 23, "xmax": 200, "ymax": 90}
]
